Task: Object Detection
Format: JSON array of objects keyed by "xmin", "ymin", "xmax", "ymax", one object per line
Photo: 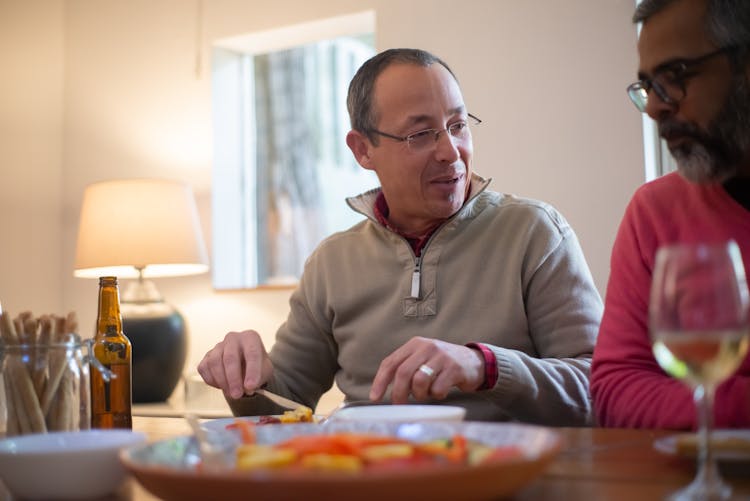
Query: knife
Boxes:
[{"xmin": 253, "ymin": 388, "xmax": 309, "ymax": 411}]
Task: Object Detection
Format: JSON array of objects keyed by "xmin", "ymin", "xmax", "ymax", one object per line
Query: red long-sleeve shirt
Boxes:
[{"xmin": 591, "ymin": 172, "xmax": 750, "ymax": 429}]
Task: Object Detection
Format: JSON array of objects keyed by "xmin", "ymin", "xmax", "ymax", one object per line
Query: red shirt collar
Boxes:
[{"xmin": 374, "ymin": 191, "xmax": 439, "ymax": 257}]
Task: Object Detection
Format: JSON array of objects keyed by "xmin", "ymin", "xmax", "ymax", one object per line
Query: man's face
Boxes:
[
  {"xmin": 638, "ymin": 0, "xmax": 750, "ymax": 182},
  {"xmin": 358, "ymin": 63, "xmax": 473, "ymax": 234}
]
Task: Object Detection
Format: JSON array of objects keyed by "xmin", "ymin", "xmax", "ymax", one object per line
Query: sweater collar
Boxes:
[{"xmin": 346, "ymin": 173, "xmax": 492, "ymax": 222}]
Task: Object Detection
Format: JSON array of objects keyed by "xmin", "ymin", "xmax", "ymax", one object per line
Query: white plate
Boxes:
[
  {"xmin": 330, "ymin": 404, "xmax": 466, "ymax": 422},
  {"xmin": 654, "ymin": 430, "xmax": 750, "ymax": 461}
]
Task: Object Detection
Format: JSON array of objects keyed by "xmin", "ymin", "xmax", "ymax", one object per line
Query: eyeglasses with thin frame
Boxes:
[
  {"xmin": 626, "ymin": 46, "xmax": 738, "ymax": 112},
  {"xmin": 367, "ymin": 113, "xmax": 482, "ymax": 152}
]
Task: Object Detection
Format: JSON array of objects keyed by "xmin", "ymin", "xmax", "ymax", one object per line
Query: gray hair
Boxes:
[
  {"xmin": 634, "ymin": 0, "xmax": 750, "ymax": 67},
  {"xmin": 346, "ymin": 48, "xmax": 458, "ymax": 143}
]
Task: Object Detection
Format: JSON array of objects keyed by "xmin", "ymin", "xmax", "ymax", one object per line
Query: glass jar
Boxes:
[{"xmin": 0, "ymin": 337, "xmax": 92, "ymax": 436}]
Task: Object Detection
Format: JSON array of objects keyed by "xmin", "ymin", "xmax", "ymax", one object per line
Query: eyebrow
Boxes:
[
  {"xmin": 637, "ymin": 57, "xmax": 691, "ymax": 81},
  {"xmin": 403, "ymin": 106, "xmax": 468, "ymax": 127}
]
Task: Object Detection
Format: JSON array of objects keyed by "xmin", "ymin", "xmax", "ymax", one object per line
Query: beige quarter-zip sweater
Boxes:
[{"xmin": 233, "ymin": 174, "xmax": 602, "ymax": 426}]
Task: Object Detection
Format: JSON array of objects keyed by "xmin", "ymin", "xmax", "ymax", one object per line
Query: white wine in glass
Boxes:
[
  {"xmin": 652, "ymin": 328, "xmax": 749, "ymax": 387},
  {"xmin": 650, "ymin": 241, "xmax": 749, "ymax": 501}
]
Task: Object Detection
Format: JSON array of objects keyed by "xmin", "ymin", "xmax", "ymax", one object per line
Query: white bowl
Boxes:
[
  {"xmin": 331, "ymin": 404, "xmax": 466, "ymax": 423},
  {"xmin": 0, "ymin": 429, "xmax": 147, "ymax": 500}
]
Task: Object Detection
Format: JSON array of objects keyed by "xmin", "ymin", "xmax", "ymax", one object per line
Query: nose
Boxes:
[
  {"xmin": 644, "ymin": 89, "xmax": 676, "ymax": 121},
  {"xmin": 433, "ymin": 129, "xmax": 461, "ymax": 163}
]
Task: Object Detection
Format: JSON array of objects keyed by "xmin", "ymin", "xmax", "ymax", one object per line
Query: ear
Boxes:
[{"xmin": 346, "ymin": 130, "xmax": 376, "ymax": 171}]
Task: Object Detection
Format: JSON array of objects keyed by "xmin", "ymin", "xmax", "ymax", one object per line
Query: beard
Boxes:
[{"xmin": 659, "ymin": 72, "xmax": 750, "ymax": 183}]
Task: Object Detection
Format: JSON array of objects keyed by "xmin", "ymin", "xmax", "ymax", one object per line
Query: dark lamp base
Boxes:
[{"xmin": 121, "ymin": 302, "xmax": 187, "ymax": 403}]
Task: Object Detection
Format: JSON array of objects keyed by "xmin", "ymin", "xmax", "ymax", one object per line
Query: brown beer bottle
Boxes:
[{"xmin": 90, "ymin": 276, "xmax": 132, "ymax": 429}]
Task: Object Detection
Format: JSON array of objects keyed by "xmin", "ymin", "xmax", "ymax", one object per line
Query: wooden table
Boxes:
[
  {"xmin": 514, "ymin": 427, "xmax": 750, "ymax": 499},
  {"xmin": 21, "ymin": 417, "xmax": 749, "ymax": 500}
]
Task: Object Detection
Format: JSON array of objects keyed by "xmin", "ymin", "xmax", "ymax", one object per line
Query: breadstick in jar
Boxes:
[
  {"xmin": 0, "ymin": 312, "xmax": 46, "ymax": 433},
  {"xmin": 40, "ymin": 317, "xmax": 69, "ymax": 416},
  {"xmin": 33, "ymin": 316, "xmax": 53, "ymax": 397}
]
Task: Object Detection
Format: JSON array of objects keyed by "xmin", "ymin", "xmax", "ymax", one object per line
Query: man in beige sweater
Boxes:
[{"xmin": 199, "ymin": 48, "xmax": 602, "ymax": 425}]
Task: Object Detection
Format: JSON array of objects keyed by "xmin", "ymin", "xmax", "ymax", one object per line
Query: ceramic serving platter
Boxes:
[{"xmin": 121, "ymin": 421, "xmax": 561, "ymax": 501}]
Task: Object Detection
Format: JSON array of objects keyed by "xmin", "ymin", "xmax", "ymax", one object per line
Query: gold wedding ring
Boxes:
[{"xmin": 418, "ymin": 364, "xmax": 435, "ymax": 377}]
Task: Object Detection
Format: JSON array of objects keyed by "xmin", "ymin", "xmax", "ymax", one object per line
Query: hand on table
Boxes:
[
  {"xmin": 369, "ymin": 337, "xmax": 485, "ymax": 404},
  {"xmin": 197, "ymin": 330, "xmax": 274, "ymax": 400}
]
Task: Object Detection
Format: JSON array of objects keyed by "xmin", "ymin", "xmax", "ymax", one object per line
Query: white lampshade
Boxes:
[{"xmin": 74, "ymin": 179, "xmax": 209, "ymax": 279}]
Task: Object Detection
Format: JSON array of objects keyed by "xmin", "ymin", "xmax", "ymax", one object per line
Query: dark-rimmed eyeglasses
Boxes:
[
  {"xmin": 626, "ymin": 46, "xmax": 737, "ymax": 112},
  {"xmin": 367, "ymin": 114, "xmax": 482, "ymax": 152}
]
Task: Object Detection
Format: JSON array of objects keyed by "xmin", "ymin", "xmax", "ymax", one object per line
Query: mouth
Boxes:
[
  {"xmin": 659, "ymin": 122, "xmax": 702, "ymax": 151},
  {"xmin": 429, "ymin": 172, "xmax": 464, "ymax": 186},
  {"xmin": 664, "ymin": 136, "xmax": 688, "ymax": 150}
]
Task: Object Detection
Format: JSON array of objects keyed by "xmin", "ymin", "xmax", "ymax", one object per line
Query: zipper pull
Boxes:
[{"xmin": 410, "ymin": 257, "xmax": 421, "ymax": 299}]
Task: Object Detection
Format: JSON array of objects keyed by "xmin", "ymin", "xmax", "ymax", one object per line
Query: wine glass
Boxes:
[{"xmin": 650, "ymin": 241, "xmax": 750, "ymax": 500}]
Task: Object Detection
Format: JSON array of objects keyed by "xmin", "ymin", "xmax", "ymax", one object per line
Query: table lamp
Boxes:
[{"xmin": 74, "ymin": 179, "xmax": 209, "ymax": 402}]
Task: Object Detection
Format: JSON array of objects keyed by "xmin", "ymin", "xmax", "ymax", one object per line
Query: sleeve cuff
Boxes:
[{"xmin": 466, "ymin": 342, "xmax": 498, "ymax": 390}]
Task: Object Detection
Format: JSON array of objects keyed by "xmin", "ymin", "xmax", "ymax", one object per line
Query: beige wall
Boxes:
[
  {"xmin": 1, "ymin": 0, "xmax": 644, "ymax": 397},
  {"xmin": 0, "ymin": 0, "xmax": 65, "ymax": 314}
]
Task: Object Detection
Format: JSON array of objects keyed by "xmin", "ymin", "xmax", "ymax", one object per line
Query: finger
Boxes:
[
  {"xmin": 423, "ymin": 352, "xmax": 470, "ymax": 400},
  {"xmin": 376, "ymin": 337, "xmax": 436, "ymax": 402},
  {"xmin": 410, "ymin": 363, "xmax": 436, "ymax": 401},
  {"xmin": 390, "ymin": 358, "xmax": 426, "ymax": 404},
  {"xmin": 426, "ymin": 346, "xmax": 481, "ymax": 399},
  {"xmin": 220, "ymin": 330, "xmax": 269, "ymax": 398},
  {"xmin": 369, "ymin": 358, "xmax": 397, "ymax": 401},
  {"xmin": 196, "ymin": 355, "xmax": 217, "ymax": 387},
  {"xmin": 369, "ymin": 346, "xmax": 410, "ymax": 401},
  {"xmin": 200, "ymin": 343, "xmax": 231, "ymax": 395},
  {"xmin": 222, "ymin": 347, "xmax": 247, "ymax": 400},
  {"xmin": 371, "ymin": 337, "xmax": 436, "ymax": 402},
  {"xmin": 210, "ymin": 331, "xmax": 248, "ymax": 399},
  {"xmin": 428, "ymin": 369, "xmax": 453, "ymax": 400},
  {"xmin": 240, "ymin": 333, "xmax": 269, "ymax": 393}
]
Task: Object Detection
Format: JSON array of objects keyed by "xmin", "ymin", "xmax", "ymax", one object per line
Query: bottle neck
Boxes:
[{"xmin": 96, "ymin": 285, "xmax": 123, "ymax": 334}]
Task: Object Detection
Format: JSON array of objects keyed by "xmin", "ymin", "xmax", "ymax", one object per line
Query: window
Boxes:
[
  {"xmin": 211, "ymin": 13, "xmax": 377, "ymax": 289},
  {"xmin": 641, "ymin": 112, "xmax": 677, "ymax": 181}
]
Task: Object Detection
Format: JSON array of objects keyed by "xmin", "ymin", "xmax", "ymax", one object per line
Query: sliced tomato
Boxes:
[
  {"xmin": 225, "ymin": 419, "xmax": 256, "ymax": 444},
  {"xmin": 276, "ymin": 433, "xmax": 406, "ymax": 457},
  {"xmin": 417, "ymin": 434, "xmax": 467, "ymax": 464}
]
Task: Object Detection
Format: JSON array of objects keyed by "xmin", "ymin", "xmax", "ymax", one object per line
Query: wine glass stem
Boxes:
[{"xmin": 694, "ymin": 384, "xmax": 722, "ymax": 487}]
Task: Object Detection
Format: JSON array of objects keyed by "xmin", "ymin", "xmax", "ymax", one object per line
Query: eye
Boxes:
[
  {"xmin": 448, "ymin": 121, "xmax": 468, "ymax": 136},
  {"xmin": 658, "ymin": 62, "xmax": 689, "ymax": 85},
  {"xmin": 406, "ymin": 129, "xmax": 435, "ymax": 143},
  {"xmin": 638, "ymin": 79, "xmax": 652, "ymax": 92}
]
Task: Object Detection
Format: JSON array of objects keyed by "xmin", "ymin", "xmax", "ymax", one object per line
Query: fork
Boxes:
[{"xmin": 184, "ymin": 413, "xmax": 230, "ymax": 470}]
